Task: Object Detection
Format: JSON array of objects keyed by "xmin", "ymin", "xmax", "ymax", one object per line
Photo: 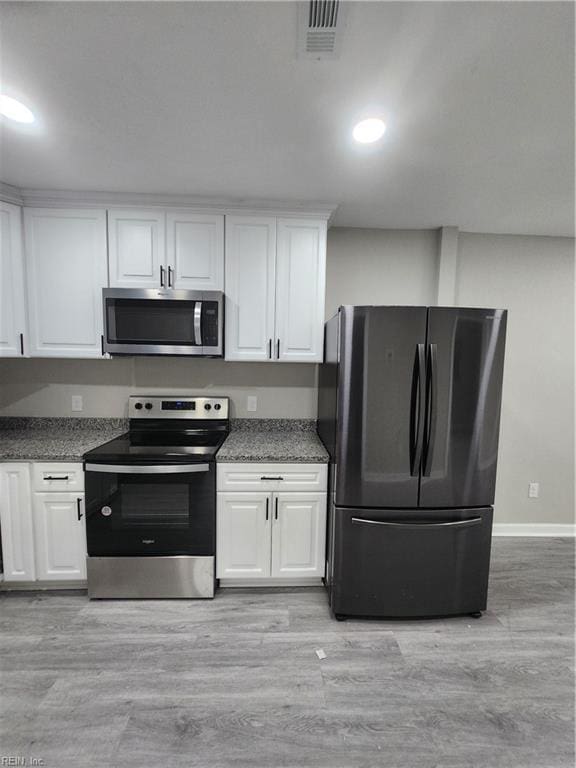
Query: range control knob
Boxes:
[
  {"xmin": 134, "ymin": 402, "xmax": 143, "ymax": 410},
  {"xmin": 101, "ymin": 506, "xmax": 112, "ymax": 517},
  {"xmin": 214, "ymin": 403, "xmax": 221, "ymax": 411},
  {"xmin": 145, "ymin": 403, "xmax": 153, "ymax": 410},
  {"xmin": 204, "ymin": 403, "xmax": 212, "ymax": 411}
]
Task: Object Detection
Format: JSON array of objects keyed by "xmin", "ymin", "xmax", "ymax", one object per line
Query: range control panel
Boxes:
[{"xmin": 128, "ymin": 396, "xmax": 229, "ymax": 419}]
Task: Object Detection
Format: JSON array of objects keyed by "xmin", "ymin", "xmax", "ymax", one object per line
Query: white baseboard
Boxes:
[{"xmin": 493, "ymin": 524, "xmax": 576, "ymax": 537}]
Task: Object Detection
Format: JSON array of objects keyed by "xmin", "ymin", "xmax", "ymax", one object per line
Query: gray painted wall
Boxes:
[{"xmin": 1, "ymin": 226, "xmax": 573, "ymax": 524}]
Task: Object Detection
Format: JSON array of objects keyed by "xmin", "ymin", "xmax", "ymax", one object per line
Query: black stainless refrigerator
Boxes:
[{"xmin": 318, "ymin": 306, "xmax": 507, "ymax": 619}]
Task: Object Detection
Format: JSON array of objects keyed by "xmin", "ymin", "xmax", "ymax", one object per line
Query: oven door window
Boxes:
[
  {"xmin": 106, "ymin": 298, "xmax": 199, "ymax": 346},
  {"xmin": 114, "ymin": 482, "xmax": 190, "ymax": 529},
  {"xmin": 85, "ymin": 468, "xmax": 215, "ymax": 556}
]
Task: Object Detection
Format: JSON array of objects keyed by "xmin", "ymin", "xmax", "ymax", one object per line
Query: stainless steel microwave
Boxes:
[{"xmin": 102, "ymin": 288, "xmax": 223, "ymax": 357}]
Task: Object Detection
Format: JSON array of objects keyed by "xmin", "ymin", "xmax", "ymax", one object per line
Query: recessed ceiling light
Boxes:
[
  {"xmin": 0, "ymin": 94, "xmax": 35, "ymax": 124},
  {"xmin": 353, "ymin": 118, "xmax": 386, "ymax": 144}
]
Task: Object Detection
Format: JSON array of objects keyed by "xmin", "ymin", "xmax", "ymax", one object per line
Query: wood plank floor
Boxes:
[{"xmin": 0, "ymin": 538, "xmax": 573, "ymax": 768}]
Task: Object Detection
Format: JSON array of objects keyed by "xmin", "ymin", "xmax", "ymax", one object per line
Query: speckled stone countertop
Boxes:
[
  {"xmin": 0, "ymin": 418, "xmax": 128, "ymax": 462},
  {"xmin": 217, "ymin": 419, "xmax": 329, "ymax": 463}
]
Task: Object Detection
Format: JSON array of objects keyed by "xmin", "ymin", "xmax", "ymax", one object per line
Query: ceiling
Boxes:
[{"xmin": 0, "ymin": 1, "xmax": 573, "ymax": 235}]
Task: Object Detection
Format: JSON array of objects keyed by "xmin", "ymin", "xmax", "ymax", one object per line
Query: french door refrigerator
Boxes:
[{"xmin": 318, "ymin": 306, "xmax": 507, "ymax": 619}]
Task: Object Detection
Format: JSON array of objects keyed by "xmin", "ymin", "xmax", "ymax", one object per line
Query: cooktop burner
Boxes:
[{"xmin": 84, "ymin": 395, "xmax": 230, "ymax": 465}]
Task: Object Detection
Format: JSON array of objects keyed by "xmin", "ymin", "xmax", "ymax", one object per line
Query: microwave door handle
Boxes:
[{"xmin": 194, "ymin": 301, "xmax": 203, "ymax": 346}]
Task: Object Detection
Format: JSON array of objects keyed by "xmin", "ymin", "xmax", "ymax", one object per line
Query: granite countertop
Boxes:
[
  {"xmin": 0, "ymin": 418, "xmax": 128, "ymax": 462},
  {"xmin": 0, "ymin": 417, "xmax": 329, "ymax": 465},
  {"xmin": 216, "ymin": 419, "xmax": 329, "ymax": 463}
]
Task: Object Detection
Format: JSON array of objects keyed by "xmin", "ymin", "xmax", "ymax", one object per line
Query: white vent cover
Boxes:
[{"xmin": 297, "ymin": 0, "xmax": 347, "ymax": 60}]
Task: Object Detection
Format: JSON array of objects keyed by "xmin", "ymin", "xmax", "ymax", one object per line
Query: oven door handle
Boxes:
[{"xmin": 84, "ymin": 463, "xmax": 210, "ymax": 474}]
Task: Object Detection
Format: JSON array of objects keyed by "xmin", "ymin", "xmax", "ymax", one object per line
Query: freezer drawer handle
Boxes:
[
  {"xmin": 85, "ymin": 463, "xmax": 210, "ymax": 474},
  {"xmin": 351, "ymin": 517, "xmax": 483, "ymax": 530}
]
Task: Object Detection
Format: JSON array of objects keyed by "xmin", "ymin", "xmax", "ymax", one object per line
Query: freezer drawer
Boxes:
[{"xmin": 330, "ymin": 506, "xmax": 493, "ymax": 618}]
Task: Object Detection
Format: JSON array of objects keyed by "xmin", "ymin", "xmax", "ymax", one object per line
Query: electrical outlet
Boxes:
[
  {"xmin": 247, "ymin": 395, "xmax": 258, "ymax": 413},
  {"xmin": 71, "ymin": 395, "xmax": 83, "ymax": 412},
  {"xmin": 528, "ymin": 482, "xmax": 540, "ymax": 499}
]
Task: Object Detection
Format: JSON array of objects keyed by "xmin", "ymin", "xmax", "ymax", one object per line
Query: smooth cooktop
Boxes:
[{"xmin": 83, "ymin": 430, "xmax": 228, "ymax": 464}]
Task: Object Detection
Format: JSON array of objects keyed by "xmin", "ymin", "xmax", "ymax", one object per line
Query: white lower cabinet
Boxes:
[
  {"xmin": 0, "ymin": 464, "xmax": 35, "ymax": 581},
  {"xmin": 271, "ymin": 493, "xmax": 326, "ymax": 579},
  {"xmin": 0, "ymin": 463, "xmax": 87, "ymax": 584},
  {"xmin": 33, "ymin": 493, "xmax": 86, "ymax": 581},
  {"xmin": 216, "ymin": 463, "xmax": 327, "ymax": 584},
  {"xmin": 216, "ymin": 493, "xmax": 271, "ymax": 579}
]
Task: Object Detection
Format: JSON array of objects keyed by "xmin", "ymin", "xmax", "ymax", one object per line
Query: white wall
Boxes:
[
  {"xmin": 0, "ymin": 358, "xmax": 317, "ymax": 419},
  {"xmin": 456, "ymin": 233, "xmax": 574, "ymax": 525},
  {"xmin": 325, "ymin": 228, "xmax": 439, "ymax": 317}
]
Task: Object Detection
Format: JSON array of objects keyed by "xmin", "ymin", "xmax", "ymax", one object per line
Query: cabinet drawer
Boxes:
[
  {"xmin": 32, "ymin": 463, "xmax": 84, "ymax": 493},
  {"xmin": 217, "ymin": 463, "xmax": 327, "ymax": 493}
]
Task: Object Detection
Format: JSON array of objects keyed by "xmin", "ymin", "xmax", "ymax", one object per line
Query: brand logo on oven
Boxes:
[{"xmin": 142, "ymin": 539, "xmax": 155, "ymax": 544}]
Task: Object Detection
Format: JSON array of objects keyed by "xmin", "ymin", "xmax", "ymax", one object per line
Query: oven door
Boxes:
[
  {"xmin": 84, "ymin": 462, "xmax": 215, "ymax": 556},
  {"xmin": 103, "ymin": 288, "xmax": 223, "ymax": 356}
]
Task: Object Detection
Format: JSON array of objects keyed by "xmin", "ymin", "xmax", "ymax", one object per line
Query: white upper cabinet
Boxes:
[
  {"xmin": 225, "ymin": 216, "xmax": 276, "ymax": 361},
  {"xmin": 108, "ymin": 209, "xmax": 165, "ymax": 288},
  {"xmin": 24, "ymin": 208, "xmax": 108, "ymax": 358},
  {"xmin": 0, "ymin": 202, "xmax": 27, "ymax": 357},
  {"xmin": 167, "ymin": 213, "xmax": 224, "ymax": 290},
  {"xmin": 108, "ymin": 210, "xmax": 224, "ymax": 290},
  {"xmin": 275, "ymin": 219, "xmax": 326, "ymax": 363},
  {"xmin": 224, "ymin": 216, "xmax": 327, "ymax": 363}
]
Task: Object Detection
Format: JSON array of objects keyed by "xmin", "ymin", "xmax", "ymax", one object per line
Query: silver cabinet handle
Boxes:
[
  {"xmin": 194, "ymin": 301, "xmax": 203, "ymax": 346},
  {"xmin": 85, "ymin": 463, "xmax": 210, "ymax": 474},
  {"xmin": 351, "ymin": 517, "xmax": 482, "ymax": 530}
]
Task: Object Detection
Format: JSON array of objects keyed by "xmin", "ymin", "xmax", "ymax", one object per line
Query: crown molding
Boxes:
[
  {"xmin": 0, "ymin": 182, "xmax": 24, "ymax": 205},
  {"xmin": 0, "ymin": 184, "xmax": 338, "ymax": 221}
]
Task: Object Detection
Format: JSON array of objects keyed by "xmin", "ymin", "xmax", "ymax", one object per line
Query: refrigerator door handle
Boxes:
[
  {"xmin": 351, "ymin": 517, "xmax": 483, "ymax": 530},
  {"xmin": 423, "ymin": 342, "xmax": 438, "ymax": 477},
  {"xmin": 410, "ymin": 343, "xmax": 426, "ymax": 476}
]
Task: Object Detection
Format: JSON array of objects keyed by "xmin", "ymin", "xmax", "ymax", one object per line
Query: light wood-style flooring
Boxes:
[{"xmin": 0, "ymin": 538, "xmax": 573, "ymax": 767}]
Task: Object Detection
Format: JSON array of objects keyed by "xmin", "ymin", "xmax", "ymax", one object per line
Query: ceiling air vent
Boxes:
[{"xmin": 297, "ymin": 0, "xmax": 347, "ymax": 60}]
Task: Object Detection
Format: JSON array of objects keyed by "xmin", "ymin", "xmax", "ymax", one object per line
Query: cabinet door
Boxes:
[
  {"xmin": 167, "ymin": 212, "xmax": 224, "ymax": 290},
  {"xmin": 108, "ymin": 209, "xmax": 165, "ymax": 288},
  {"xmin": 225, "ymin": 216, "xmax": 276, "ymax": 361},
  {"xmin": 216, "ymin": 492, "xmax": 271, "ymax": 578},
  {"xmin": 275, "ymin": 219, "xmax": 327, "ymax": 362},
  {"xmin": 271, "ymin": 492, "xmax": 326, "ymax": 579},
  {"xmin": 24, "ymin": 208, "xmax": 107, "ymax": 358},
  {"xmin": 33, "ymin": 493, "xmax": 87, "ymax": 581},
  {"xmin": 0, "ymin": 464, "xmax": 35, "ymax": 581},
  {"xmin": 0, "ymin": 202, "xmax": 27, "ymax": 357}
]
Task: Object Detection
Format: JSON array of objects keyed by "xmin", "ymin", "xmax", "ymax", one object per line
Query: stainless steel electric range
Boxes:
[{"xmin": 83, "ymin": 395, "xmax": 229, "ymax": 599}]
